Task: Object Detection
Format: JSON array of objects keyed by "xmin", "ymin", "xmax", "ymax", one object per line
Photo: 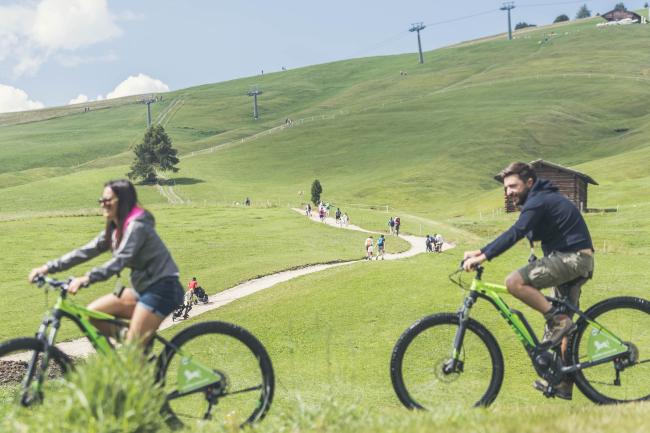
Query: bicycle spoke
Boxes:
[{"xmin": 224, "ymin": 383, "xmax": 263, "ymax": 396}]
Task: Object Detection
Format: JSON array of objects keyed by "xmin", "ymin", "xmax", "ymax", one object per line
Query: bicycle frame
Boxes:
[
  {"xmin": 451, "ymin": 269, "xmax": 632, "ymax": 376},
  {"xmin": 36, "ymin": 292, "xmax": 123, "ymax": 356},
  {"xmin": 31, "ymin": 287, "xmax": 224, "ymax": 399}
]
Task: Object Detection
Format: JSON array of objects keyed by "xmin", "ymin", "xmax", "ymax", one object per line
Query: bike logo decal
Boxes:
[
  {"xmin": 183, "ymin": 369, "xmax": 203, "ymax": 381},
  {"xmin": 177, "ymin": 356, "xmax": 220, "ymax": 393},
  {"xmin": 587, "ymin": 328, "xmax": 627, "ymax": 361},
  {"xmin": 594, "ymin": 340, "xmax": 610, "ymax": 351}
]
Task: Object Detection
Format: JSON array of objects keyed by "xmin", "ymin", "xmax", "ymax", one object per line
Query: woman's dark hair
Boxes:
[
  {"xmin": 104, "ymin": 179, "xmax": 139, "ymax": 250},
  {"xmin": 498, "ymin": 162, "xmax": 537, "ymax": 184}
]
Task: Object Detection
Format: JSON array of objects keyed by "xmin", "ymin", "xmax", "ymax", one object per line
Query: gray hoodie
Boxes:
[{"xmin": 46, "ymin": 210, "xmax": 179, "ymax": 293}]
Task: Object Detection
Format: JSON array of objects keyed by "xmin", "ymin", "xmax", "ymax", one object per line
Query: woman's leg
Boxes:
[
  {"xmin": 87, "ymin": 289, "xmax": 139, "ymax": 338},
  {"xmin": 127, "ymin": 304, "xmax": 165, "ymax": 344}
]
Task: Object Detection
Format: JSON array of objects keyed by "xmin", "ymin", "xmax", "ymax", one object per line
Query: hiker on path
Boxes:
[
  {"xmin": 306, "ymin": 203, "xmax": 312, "ymax": 217},
  {"xmin": 425, "ymin": 235, "xmax": 433, "ymax": 252},
  {"xmin": 394, "ymin": 217, "xmax": 401, "ymax": 236},
  {"xmin": 434, "ymin": 233, "xmax": 444, "ymax": 253},
  {"xmin": 365, "ymin": 236, "xmax": 374, "ymax": 260},
  {"xmin": 319, "ymin": 206, "xmax": 326, "ymax": 222},
  {"xmin": 377, "ymin": 235, "xmax": 386, "ymax": 260},
  {"xmin": 388, "ymin": 217, "xmax": 395, "ymax": 235},
  {"xmin": 335, "ymin": 208, "xmax": 342, "ymax": 226},
  {"xmin": 342, "ymin": 212, "xmax": 349, "ymax": 226}
]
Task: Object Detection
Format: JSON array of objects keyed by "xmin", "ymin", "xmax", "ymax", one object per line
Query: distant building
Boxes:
[
  {"xmin": 495, "ymin": 159, "xmax": 598, "ymax": 213},
  {"xmin": 601, "ymin": 9, "xmax": 642, "ymax": 23}
]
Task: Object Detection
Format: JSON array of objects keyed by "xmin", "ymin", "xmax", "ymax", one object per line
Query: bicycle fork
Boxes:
[
  {"xmin": 22, "ymin": 312, "xmax": 63, "ymax": 403},
  {"xmin": 445, "ymin": 292, "xmax": 479, "ymax": 374}
]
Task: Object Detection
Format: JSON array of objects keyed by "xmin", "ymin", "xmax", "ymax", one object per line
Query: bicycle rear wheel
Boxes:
[
  {"xmin": 156, "ymin": 321, "xmax": 274, "ymax": 427},
  {"xmin": 0, "ymin": 337, "xmax": 72, "ymax": 406},
  {"xmin": 390, "ymin": 313, "xmax": 504, "ymax": 409},
  {"xmin": 570, "ymin": 296, "xmax": 650, "ymax": 403}
]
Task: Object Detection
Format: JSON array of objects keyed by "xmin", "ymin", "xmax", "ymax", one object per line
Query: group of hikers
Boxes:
[
  {"xmin": 305, "ymin": 202, "xmax": 349, "ymax": 227},
  {"xmin": 172, "ymin": 277, "xmax": 209, "ymax": 321},
  {"xmin": 364, "ymin": 234, "xmax": 386, "ymax": 260},
  {"xmin": 425, "ymin": 233, "xmax": 444, "ymax": 253},
  {"xmin": 387, "ymin": 216, "xmax": 401, "ymax": 236}
]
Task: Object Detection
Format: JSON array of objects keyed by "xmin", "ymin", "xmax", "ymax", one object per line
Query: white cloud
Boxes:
[
  {"xmin": 68, "ymin": 94, "xmax": 89, "ymax": 105},
  {"xmin": 0, "ymin": 0, "xmax": 123, "ymax": 77},
  {"xmin": 106, "ymin": 73, "xmax": 169, "ymax": 99},
  {"xmin": 0, "ymin": 84, "xmax": 44, "ymax": 113},
  {"xmin": 32, "ymin": 0, "xmax": 121, "ymax": 51}
]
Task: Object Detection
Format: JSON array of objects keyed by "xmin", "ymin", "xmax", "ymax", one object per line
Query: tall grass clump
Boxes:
[{"xmin": 2, "ymin": 345, "xmax": 167, "ymax": 433}]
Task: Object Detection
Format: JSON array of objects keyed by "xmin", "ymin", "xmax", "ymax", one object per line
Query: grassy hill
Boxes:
[{"xmin": 1, "ymin": 14, "xmax": 650, "ymax": 433}]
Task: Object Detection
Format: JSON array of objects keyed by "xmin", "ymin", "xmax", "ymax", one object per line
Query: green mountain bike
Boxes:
[
  {"xmin": 0, "ymin": 276, "xmax": 274, "ymax": 427},
  {"xmin": 390, "ymin": 263, "xmax": 650, "ymax": 408}
]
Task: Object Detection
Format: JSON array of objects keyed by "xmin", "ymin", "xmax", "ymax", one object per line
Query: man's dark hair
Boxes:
[{"xmin": 498, "ymin": 162, "xmax": 537, "ymax": 183}]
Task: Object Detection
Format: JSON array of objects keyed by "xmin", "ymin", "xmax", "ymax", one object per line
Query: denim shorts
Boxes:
[{"xmin": 135, "ymin": 276, "xmax": 184, "ymax": 318}]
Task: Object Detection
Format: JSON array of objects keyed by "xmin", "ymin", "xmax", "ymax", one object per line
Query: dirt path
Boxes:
[{"xmin": 6, "ymin": 211, "xmax": 454, "ymax": 360}]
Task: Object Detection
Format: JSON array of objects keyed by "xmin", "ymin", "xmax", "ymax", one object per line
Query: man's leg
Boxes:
[{"xmin": 505, "ymin": 271, "xmax": 552, "ymax": 314}]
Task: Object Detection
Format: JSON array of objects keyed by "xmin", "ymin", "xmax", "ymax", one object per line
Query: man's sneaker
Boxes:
[
  {"xmin": 533, "ymin": 379, "xmax": 573, "ymax": 400},
  {"xmin": 542, "ymin": 315, "xmax": 576, "ymax": 347}
]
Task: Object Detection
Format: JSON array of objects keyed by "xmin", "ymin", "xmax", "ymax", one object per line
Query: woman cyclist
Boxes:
[{"xmin": 28, "ymin": 179, "xmax": 184, "ymax": 344}]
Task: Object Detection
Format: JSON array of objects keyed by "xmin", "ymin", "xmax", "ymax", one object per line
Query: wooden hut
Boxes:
[
  {"xmin": 601, "ymin": 9, "xmax": 642, "ymax": 23},
  {"xmin": 495, "ymin": 160, "xmax": 598, "ymax": 213}
]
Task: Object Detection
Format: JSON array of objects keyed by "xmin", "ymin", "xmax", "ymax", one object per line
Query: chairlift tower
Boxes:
[
  {"xmin": 500, "ymin": 2, "xmax": 516, "ymax": 40},
  {"xmin": 409, "ymin": 22, "xmax": 426, "ymax": 64},
  {"xmin": 142, "ymin": 95, "xmax": 157, "ymax": 128},
  {"xmin": 247, "ymin": 88, "xmax": 263, "ymax": 120}
]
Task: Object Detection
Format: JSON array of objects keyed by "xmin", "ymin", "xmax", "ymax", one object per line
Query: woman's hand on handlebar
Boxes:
[
  {"xmin": 68, "ymin": 276, "xmax": 90, "ymax": 295},
  {"xmin": 28, "ymin": 265, "xmax": 49, "ymax": 283}
]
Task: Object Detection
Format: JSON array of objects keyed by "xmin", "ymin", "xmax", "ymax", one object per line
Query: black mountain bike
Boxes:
[
  {"xmin": 0, "ymin": 276, "xmax": 274, "ymax": 427},
  {"xmin": 390, "ymin": 264, "xmax": 650, "ymax": 408}
]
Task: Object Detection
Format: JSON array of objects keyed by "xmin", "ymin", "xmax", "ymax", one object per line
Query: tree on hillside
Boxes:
[
  {"xmin": 645, "ymin": 2, "xmax": 649, "ymax": 8},
  {"xmin": 128, "ymin": 125, "xmax": 179, "ymax": 183},
  {"xmin": 514, "ymin": 22, "xmax": 536, "ymax": 30},
  {"xmin": 576, "ymin": 4, "xmax": 591, "ymax": 19},
  {"xmin": 311, "ymin": 179, "xmax": 322, "ymax": 206},
  {"xmin": 614, "ymin": 2, "xmax": 626, "ymax": 11},
  {"xmin": 554, "ymin": 14, "xmax": 570, "ymax": 23}
]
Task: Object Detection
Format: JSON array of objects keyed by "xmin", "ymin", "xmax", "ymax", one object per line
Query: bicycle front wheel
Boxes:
[
  {"xmin": 157, "ymin": 321, "xmax": 274, "ymax": 428},
  {"xmin": 0, "ymin": 337, "xmax": 72, "ymax": 406},
  {"xmin": 390, "ymin": 313, "xmax": 504, "ymax": 409},
  {"xmin": 571, "ymin": 296, "xmax": 650, "ymax": 403}
]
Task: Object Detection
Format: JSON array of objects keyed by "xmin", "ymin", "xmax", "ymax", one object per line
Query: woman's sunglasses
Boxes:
[{"xmin": 98, "ymin": 197, "xmax": 117, "ymax": 205}]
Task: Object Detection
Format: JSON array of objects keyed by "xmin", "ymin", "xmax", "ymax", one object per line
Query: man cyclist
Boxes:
[{"xmin": 463, "ymin": 162, "xmax": 594, "ymax": 400}]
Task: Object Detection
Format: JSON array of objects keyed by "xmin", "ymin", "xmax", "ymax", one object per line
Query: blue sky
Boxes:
[{"xmin": 0, "ymin": 0, "xmax": 644, "ymax": 112}]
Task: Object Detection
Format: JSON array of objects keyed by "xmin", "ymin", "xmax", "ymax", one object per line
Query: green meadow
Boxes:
[{"xmin": 1, "ymin": 14, "xmax": 650, "ymax": 433}]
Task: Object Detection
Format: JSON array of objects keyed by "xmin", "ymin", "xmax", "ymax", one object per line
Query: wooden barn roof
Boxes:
[
  {"xmin": 493, "ymin": 159, "xmax": 598, "ymax": 185},
  {"xmin": 601, "ymin": 9, "xmax": 642, "ymax": 22}
]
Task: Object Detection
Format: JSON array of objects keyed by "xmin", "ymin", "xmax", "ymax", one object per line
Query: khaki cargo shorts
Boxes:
[{"xmin": 517, "ymin": 251, "xmax": 594, "ymax": 308}]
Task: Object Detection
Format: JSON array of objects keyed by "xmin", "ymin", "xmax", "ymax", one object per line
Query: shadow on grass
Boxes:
[{"xmin": 157, "ymin": 177, "xmax": 205, "ymax": 186}]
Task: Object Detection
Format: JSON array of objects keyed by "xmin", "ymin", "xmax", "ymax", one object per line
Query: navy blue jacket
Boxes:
[{"xmin": 481, "ymin": 179, "xmax": 594, "ymax": 260}]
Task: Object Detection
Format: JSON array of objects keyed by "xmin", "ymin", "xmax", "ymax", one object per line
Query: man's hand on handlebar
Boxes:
[{"xmin": 462, "ymin": 251, "xmax": 487, "ymax": 272}]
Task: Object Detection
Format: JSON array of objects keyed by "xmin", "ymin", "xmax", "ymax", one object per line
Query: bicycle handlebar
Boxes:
[{"xmin": 32, "ymin": 275, "xmax": 88, "ymax": 292}]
